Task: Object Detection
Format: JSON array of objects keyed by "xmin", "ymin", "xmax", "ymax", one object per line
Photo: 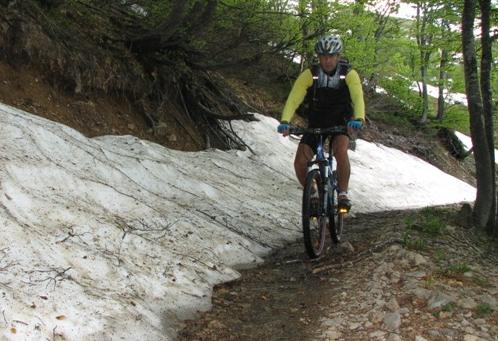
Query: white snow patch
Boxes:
[{"xmin": 0, "ymin": 102, "xmax": 475, "ymax": 340}]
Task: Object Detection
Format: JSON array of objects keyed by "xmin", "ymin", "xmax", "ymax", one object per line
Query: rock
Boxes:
[
  {"xmin": 400, "ymin": 307, "xmax": 410, "ymax": 315},
  {"xmin": 375, "ymin": 298, "xmax": 386, "ymax": 308},
  {"xmin": 390, "ymin": 271, "xmax": 401, "ymax": 284},
  {"xmin": 405, "ymin": 251, "xmax": 428, "ymax": 266},
  {"xmin": 386, "ymin": 298, "xmax": 400, "ymax": 312},
  {"xmin": 456, "ymin": 203, "xmax": 473, "ymax": 228},
  {"xmin": 322, "ymin": 317, "xmax": 344, "ymax": 328},
  {"xmin": 412, "ymin": 287, "xmax": 431, "ymax": 301},
  {"xmin": 153, "ymin": 121, "xmax": 168, "ymax": 136},
  {"xmin": 479, "ymin": 294, "xmax": 497, "ymax": 310},
  {"xmin": 383, "ymin": 311, "xmax": 401, "ymax": 331},
  {"xmin": 473, "ymin": 318, "xmax": 486, "ymax": 325},
  {"xmin": 427, "ymin": 292, "xmax": 455, "ymax": 310},
  {"xmin": 427, "ymin": 330, "xmax": 442, "ymax": 338},
  {"xmin": 388, "ymin": 244, "xmax": 402, "ymax": 253},
  {"xmin": 415, "ymin": 336, "xmax": 428, "ymax": 341},
  {"xmin": 406, "ymin": 271, "xmax": 426, "ymax": 279},
  {"xmin": 349, "ymin": 322, "xmax": 361, "ymax": 330},
  {"xmin": 339, "ymin": 241, "xmax": 355, "ymax": 254},
  {"xmin": 368, "ymin": 309, "xmax": 384, "ymax": 324},
  {"xmin": 387, "ymin": 333, "xmax": 401, "ymax": 341},
  {"xmin": 323, "ymin": 329, "xmax": 342, "ymax": 340},
  {"xmin": 458, "ymin": 297, "xmax": 477, "ymax": 310},
  {"xmin": 369, "ymin": 330, "xmax": 386, "ymax": 339},
  {"xmin": 463, "ymin": 335, "xmax": 479, "ymax": 341},
  {"xmin": 207, "ymin": 319, "xmax": 225, "ymax": 329}
]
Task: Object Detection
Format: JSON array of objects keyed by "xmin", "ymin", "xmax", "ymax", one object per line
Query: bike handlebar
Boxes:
[{"xmin": 288, "ymin": 126, "xmax": 346, "ymax": 136}]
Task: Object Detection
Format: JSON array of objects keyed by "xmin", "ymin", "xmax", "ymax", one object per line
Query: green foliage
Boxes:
[
  {"xmin": 402, "ymin": 232, "xmax": 428, "ymax": 251},
  {"xmin": 431, "ymin": 104, "xmax": 470, "ymax": 133},
  {"xmin": 441, "ymin": 262, "xmax": 471, "ymax": 277},
  {"xmin": 406, "ymin": 207, "xmax": 446, "ymax": 236},
  {"xmin": 475, "ymin": 303, "xmax": 493, "ymax": 317},
  {"xmin": 434, "ymin": 249, "xmax": 446, "ymax": 262},
  {"xmin": 442, "ymin": 302, "xmax": 456, "ymax": 312},
  {"xmin": 379, "ymin": 76, "xmax": 423, "ymax": 116},
  {"xmin": 473, "ymin": 276, "xmax": 492, "ymax": 288}
]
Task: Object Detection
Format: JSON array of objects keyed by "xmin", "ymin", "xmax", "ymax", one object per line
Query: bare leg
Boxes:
[
  {"xmin": 294, "ymin": 143, "xmax": 314, "ymax": 187},
  {"xmin": 332, "ymin": 135, "xmax": 350, "ymax": 193}
]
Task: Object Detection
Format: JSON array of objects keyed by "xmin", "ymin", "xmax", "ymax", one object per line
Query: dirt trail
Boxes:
[{"xmin": 179, "ymin": 208, "xmax": 498, "ymax": 341}]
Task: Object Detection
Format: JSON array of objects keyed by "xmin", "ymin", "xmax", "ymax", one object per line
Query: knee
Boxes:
[
  {"xmin": 334, "ymin": 150, "xmax": 349, "ymax": 164},
  {"xmin": 294, "ymin": 155, "xmax": 307, "ymax": 170}
]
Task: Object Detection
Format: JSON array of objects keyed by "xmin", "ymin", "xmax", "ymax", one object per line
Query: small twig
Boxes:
[
  {"xmin": 12, "ymin": 320, "xmax": 28, "ymax": 325},
  {"xmin": 284, "ymin": 259, "xmax": 301, "ymax": 264},
  {"xmin": 26, "ymin": 267, "xmax": 73, "ymax": 291},
  {"xmin": 55, "ymin": 226, "xmax": 91, "ymax": 244},
  {"xmin": 313, "ymin": 238, "xmax": 404, "ymax": 274}
]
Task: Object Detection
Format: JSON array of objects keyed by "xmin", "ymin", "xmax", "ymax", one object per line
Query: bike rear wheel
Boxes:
[
  {"xmin": 329, "ymin": 171, "xmax": 344, "ymax": 243},
  {"xmin": 302, "ymin": 169, "xmax": 327, "ymax": 259}
]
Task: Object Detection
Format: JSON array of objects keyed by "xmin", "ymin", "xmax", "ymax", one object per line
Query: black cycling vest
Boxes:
[{"xmin": 307, "ymin": 61, "xmax": 353, "ymax": 128}]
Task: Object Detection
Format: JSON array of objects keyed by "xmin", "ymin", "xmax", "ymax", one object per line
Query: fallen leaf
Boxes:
[
  {"xmin": 56, "ymin": 315, "xmax": 66, "ymax": 320},
  {"xmin": 10, "ymin": 328, "xmax": 16, "ymax": 334}
]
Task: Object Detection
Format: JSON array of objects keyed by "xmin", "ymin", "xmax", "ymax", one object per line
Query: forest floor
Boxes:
[
  {"xmin": 1, "ymin": 52, "xmax": 497, "ymax": 341},
  {"xmin": 179, "ymin": 207, "xmax": 498, "ymax": 341}
]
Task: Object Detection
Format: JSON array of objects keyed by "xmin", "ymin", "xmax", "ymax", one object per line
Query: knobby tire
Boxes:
[
  {"xmin": 302, "ymin": 169, "xmax": 327, "ymax": 259},
  {"xmin": 329, "ymin": 170, "xmax": 344, "ymax": 243}
]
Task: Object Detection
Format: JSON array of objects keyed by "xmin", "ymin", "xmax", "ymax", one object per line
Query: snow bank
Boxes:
[
  {"xmin": 0, "ymin": 104, "xmax": 301, "ymax": 340},
  {"xmin": 455, "ymin": 131, "xmax": 498, "ymax": 164},
  {"xmin": 0, "ymin": 103, "xmax": 475, "ymax": 340}
]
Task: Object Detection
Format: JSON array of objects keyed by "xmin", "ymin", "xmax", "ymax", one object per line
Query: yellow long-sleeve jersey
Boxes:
[{"xmin": 281, "ymin": 68, "xmax": 365, "ymax": 123}]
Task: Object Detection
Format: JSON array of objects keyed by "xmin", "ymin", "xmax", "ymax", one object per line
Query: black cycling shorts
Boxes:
[{"xmin": 300, "ymin": 132, "xmax": 349, "ymax": 154}]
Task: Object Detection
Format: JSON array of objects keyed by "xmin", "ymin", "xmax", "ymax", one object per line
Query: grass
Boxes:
[
  {"xmin": 423, "ymin": 274, "xmax": 436, "ymax": 289},
  {"xmin": 434, "ymin": 250, "xmax": 447, "ymax": 263},
  {"xmin": 405, "ymin": 207, "xmax": 446, "ymax": 236},
  {"xmin": 473, "ymin": 276, "xmax": 492, "ymax": 288},
  {"xmin": 402, "ymin": 232, "xmax": 428, "ymax": 251},
  {"xmin": 442, "ymin": 302, "xmax": 456, "ymax": 313},
  {"xmin": 440, "ymin": 262, "xmax": 471, "ymax": 278},
  {"xmin": 402, "ymin": 208, "xmax": 450, "ymax": 253},
  {"xmin": 475, "ymin": 303, "xmax": 493, "ymax": 318}
]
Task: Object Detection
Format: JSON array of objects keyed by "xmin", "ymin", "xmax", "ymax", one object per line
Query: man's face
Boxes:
[{"xmin": 318, "ymin": 54, "xmax": 339, "ymax": 73}]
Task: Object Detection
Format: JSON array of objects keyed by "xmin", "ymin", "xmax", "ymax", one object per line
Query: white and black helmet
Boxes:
[{"xmin": 315, "ymin": 35, "xmax": 343, "ymax": 55}]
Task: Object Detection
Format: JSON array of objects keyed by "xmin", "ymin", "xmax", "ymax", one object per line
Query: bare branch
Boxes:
[{"xmin": 25, "ymin": 267, "xmax": 73, "ymax": 291}]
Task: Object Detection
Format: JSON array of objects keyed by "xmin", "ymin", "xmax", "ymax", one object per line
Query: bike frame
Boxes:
[
  {"xmin": 289, "ymin": 126, "xmax": 347, "ymax": 216},
  {"xmin": 288, "ymin": 126, "xmax": 348, "ymax": 257}
]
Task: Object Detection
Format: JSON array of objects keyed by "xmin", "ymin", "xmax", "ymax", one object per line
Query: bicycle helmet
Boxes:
[{"xmin": 315, "ymin": 35, "xmax": 343, "ymax": 55}]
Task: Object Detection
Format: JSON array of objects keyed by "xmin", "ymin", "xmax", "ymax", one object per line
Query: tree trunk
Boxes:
[
  {"xmin": 416, "ymin": 3, "xmax": 432, "ymax": 124},
  {"xmin": 419, "ymin": 55, "xmax": 430, "ymax": 124},
  {"xmin": 437, "ymin": 48, "xmax": 448, "ymax": 120},
  {"xmin": 462, "ymin": 0, "xmax": 494, "ymax": 228},
  {"xmin": 478, "ymin": 0, "xmax": 496, "ymax": 235}
]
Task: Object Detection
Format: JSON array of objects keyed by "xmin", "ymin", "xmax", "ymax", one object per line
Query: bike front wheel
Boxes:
[
  {"xmin": 329, "ymin": 171, "xmax": 344, "ymax": 243},
  {"xmin": 302, "ymin": 169, "xmax": 327, "ymax": 259}
]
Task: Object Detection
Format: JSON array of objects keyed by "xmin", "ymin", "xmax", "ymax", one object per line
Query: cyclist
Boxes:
[{"xmin": 277, "ymin": 35, "xmax": 365, "ymax": 210}]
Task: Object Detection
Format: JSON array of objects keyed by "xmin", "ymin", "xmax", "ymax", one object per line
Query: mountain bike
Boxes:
[{"xmin": 289, "ymin": 126, "xmax": 348, "ymax": 259}]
